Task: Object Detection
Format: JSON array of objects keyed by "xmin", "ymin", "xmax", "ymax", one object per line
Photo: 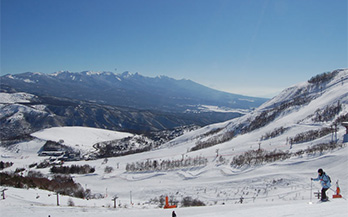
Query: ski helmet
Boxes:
[{"xmin": 318, "ymin": 168, "xmax": 323, "ymax": 174}]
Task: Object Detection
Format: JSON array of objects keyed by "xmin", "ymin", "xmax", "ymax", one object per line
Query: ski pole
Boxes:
[{"xmin": 310, "ymin": 179, "xmax": 313, "ymax": 203}]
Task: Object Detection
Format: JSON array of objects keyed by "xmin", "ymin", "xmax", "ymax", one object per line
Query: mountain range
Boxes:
[
  {"xmin": 1, "ymin": 71, "xmax": 266, "ymax": 112},
  {"xmin": 0, "ymin": 71, "xmax": 267, "ymax": 142}
]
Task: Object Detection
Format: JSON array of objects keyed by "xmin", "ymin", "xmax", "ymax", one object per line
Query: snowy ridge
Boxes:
[
  {"xmin": 0, "ymin": 92, "xmax": 36, "ymax": 104},
  {"xmin": 0, "ymin": 92, "xmax": 48, "ymax": 125},
  {"xmin": 187, "ymin": 69, "xmax": 348, "ymax": 151},
  {"xmin": 260, "ymin": 69, "xmax": 347, "ymax": 110}
]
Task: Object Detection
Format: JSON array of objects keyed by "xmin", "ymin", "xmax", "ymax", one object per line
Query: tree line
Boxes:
[
  {"xmin": 126, "ymin": 156, "xmax": 208, "ymax": 172},
  {"xmin": 0, "ymin": 161, "xmax": 13, "ymax": 170},
  {"xmin": 231, "ymin": 142, "xmax": 345, "ymax": 167},
  {"xmin": 50, "ymin": 164, "xmax": 95, "ymax": 174},
  {"xmin": 0, "ymin": 172, "xmax": 88, "ymax": 198}
]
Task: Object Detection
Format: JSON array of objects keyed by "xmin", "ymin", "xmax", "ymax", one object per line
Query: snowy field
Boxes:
[{"xmin": 31, "ymin": 126, "xmax": 133, "ymax": 154}]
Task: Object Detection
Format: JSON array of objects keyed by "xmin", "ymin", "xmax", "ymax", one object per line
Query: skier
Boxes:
[
  {"xmin": 311, "ymin": 168, "xmax": 331, "ymax": 201},
  {"xmin": 172, "ymin": 211, "xmax": 177, "ymax": 217}
]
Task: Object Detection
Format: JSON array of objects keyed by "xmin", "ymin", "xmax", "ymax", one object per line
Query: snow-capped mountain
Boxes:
[{"xmin": 0, "ymin": 71, "xmax": 267, "ymax": 112}]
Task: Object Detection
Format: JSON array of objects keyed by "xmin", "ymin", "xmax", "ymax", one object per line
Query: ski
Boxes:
[{"xmin": 316, "ymin": 199, "xmax": 330, "ymax": 204}]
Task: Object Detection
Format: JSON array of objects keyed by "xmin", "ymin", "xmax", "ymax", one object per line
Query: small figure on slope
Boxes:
[
  {"xmin": 172, "ymin": 211, "xmax": 177, "ymax": 217},
  {"xmin": 311, "ymin": 168, "xmax": 331, "ymax": 202}
]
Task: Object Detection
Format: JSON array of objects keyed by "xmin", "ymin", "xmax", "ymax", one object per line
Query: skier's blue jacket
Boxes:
[{"xmin": 313, "ymin": 173, "xmax": 331, "ymax": 189}]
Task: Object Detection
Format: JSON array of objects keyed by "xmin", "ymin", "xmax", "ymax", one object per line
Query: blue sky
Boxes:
[{"xmin": 1, "ymin": 0, "xmax": 347, "ymax": 97}]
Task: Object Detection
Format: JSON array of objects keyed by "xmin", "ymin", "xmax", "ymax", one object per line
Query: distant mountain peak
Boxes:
[
  {"xmin": 120, "ymin": 71, "xmax": 134, "ymax": 77},
  {"xmin": 50, "ymin": 71, "xmax": 73, "ymax": 76}
]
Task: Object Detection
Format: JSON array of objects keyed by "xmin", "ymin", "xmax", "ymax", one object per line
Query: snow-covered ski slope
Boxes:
[
  {"xmin": 1, "ymin": 69, "xmax": 348, "ymax": 216},
  {"xmin": 1, "ymin": 135, "xmax": 347, "ymax": 216}
]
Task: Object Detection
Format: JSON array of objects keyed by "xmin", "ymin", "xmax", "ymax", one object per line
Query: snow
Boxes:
[
  {"xmin": 1, "ymin": 145, "xmax": 347, "ymax": 217},
  {"xmin": 1, "ymin": 185, "xmax": 347, "ymax": 217},
  {"xmin": 50, "ymin": 71, "xmax": 72, "ymax": 76},
  {"xmin": 2, "ymin": 124, "xmax": 348, "ymax": 216},
  {"xmin": 0, "ymin": 103, "xmax": 47, "ymax": 122},
  {"xmin": 0, "ymin": 139, "xmax": 46, "ymax": 169},
  {"xmin": 0, "ymin": 92, "xmax": 36, "ymax": 104},
  {"xmin": 31, "ymin": 126, "xmax": 133, "ymax": 153},
  {"xmin": 23, "ymin": 79, "xmax": 35, "ymax": 83},
  {"xmin": 1, "ymin": 69, "xmax": 348, "ymax": 216}
]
